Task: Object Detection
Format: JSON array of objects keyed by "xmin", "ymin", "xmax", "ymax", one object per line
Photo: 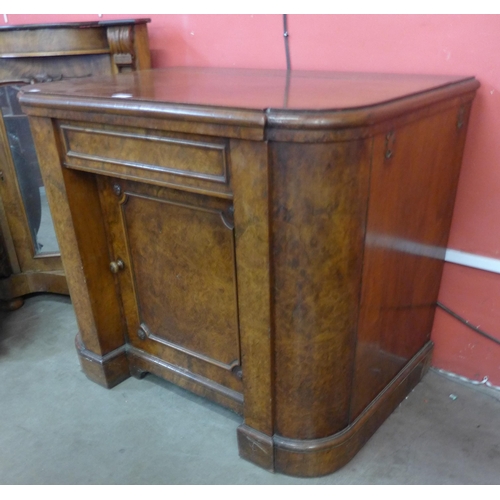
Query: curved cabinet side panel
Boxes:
[{"xmin": 270, "ymin": 139, "xmax": 372, "ymax": 440}]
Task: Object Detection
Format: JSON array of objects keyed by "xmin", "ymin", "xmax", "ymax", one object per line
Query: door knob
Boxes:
[{"xmin": 109, "ymin": 259, "xmax": 125, "ymax": 273}]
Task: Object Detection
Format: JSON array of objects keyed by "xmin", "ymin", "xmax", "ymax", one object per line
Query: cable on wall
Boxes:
[
  {"xmin": 282, "ymin": 14, "xmax": 291, "ymax": 109},
  {"xmin": 437, "ymin": 301, "xmax": 500, "ymax": 347},
  {"xmin": 283, "ymin": 14, "xmax": 291, "ymax": 72},
  {"xmin": 431, "ymin": 367, "xmax": 500, "ymax": 393},
  {"xmin": 434, "ymin": 304, "xmax": 500, "ymax": 393}
]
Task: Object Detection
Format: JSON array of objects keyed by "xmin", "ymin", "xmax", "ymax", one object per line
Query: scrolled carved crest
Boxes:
[{"xmin": 107, "ymin": 26, "xmax": 135, "ymax": 72}]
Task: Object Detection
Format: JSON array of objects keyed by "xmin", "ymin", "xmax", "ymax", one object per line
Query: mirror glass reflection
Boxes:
[{"xmin": 0, "ymin": 84, "xmax": 59, "ymax": 255}]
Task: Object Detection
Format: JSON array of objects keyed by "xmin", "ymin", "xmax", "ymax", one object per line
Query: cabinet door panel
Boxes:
[{"xmin": 97, "ymin": 177, "xmax": 242, "ymax": 390}]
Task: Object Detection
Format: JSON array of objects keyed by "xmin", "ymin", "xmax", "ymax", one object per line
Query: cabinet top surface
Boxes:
[
  {"xmin": 20, "ymin": 66, "xmax": 476, "ymax": 110},
  {"xmin": 19, "ymin": 67, "xmax": 479, "ymax": 130}
]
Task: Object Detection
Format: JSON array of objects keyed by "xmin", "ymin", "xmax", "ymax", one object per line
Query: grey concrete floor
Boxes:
[{"xmin": 0, "ymin": 293, "xmax": 499, "ymax": 485}]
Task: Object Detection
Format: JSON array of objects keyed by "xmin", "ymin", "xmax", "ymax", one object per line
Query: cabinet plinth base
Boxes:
[
  {"xmin": 0, "ymin": 297, "xmax": 24, "ymax": 311},
  {"xmin": 75, "ymin": 333, "xmax": 130, "ymax": 389},
  {"xmin": 0, "ymin": 271, "xmax": 69, "ymax": 303},
  {"xmin": 237, "ymin": 425, "xmax": 275, "ymax": 472},
  {"xmin": 239, "ymin": 342, "xmax": 433, "ymax": 477},
  {"xmin": 127, "ymin": 347, "xmax": 244, "ymax": 415}
]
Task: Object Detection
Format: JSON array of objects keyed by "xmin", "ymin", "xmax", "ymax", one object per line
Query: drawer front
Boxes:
[{"xmin": 60, "ymin": 123, "xmax": 232, "ymax": 197}]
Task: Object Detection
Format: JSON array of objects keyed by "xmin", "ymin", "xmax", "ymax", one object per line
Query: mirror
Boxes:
[{"xmin": 0, "ymin": 84, "xmax": 59, "ymax": 256}]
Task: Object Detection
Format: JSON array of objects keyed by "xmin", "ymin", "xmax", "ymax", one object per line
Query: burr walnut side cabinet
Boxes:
[
  {"xmin": 0, "ymin": 19, "xmax": 151, "ymax": 309},
  {"xmin": 19, "ymin": 67, "xmax": 479, "ymax": 477}
]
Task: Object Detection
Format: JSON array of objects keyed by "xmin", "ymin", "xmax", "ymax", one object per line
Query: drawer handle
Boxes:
[{"xmin": 109, "ymin": 259, "xmax": 125, "ymax": 274}]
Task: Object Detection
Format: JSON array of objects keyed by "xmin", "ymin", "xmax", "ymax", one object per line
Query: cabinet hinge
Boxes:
[
  {"xmin": 457, "ymin": 105, "xmax": 466, "ymax": 129},
  {"xmin": 385, "ymin": 130, "xmax": 396, "ymax": 159}
]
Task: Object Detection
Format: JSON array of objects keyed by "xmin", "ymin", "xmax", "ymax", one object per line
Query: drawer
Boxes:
[{"xmin": 60, "ymin": 123, "xmax": 232, "ymax": 197}]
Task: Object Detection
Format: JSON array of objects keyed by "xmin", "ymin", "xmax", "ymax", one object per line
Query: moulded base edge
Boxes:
[
  {"xmin": 127, "ymin": 346, "xmax": 244, "ymax": 414},
  {"xmin": 74, "ymin": 335, "xmax": 244, "ymax": 415},
  {"xmin": 0, "ymin": 270, "xmax": 68, "ymax": 303},
  {"xmin": 238, "ymin": 341, "xmax": 433, "ymax": 477},
  {"xmin": 75, "ymin": 332, "xmax": 130, "ymax": 389}
]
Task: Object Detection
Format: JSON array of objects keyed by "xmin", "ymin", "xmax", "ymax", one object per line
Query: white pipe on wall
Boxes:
[{"xmin": 445, "ymin": 248, "xmax": 500, "ymax": 274}]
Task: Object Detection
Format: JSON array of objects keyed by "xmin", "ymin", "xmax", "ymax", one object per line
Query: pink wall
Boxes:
[{"xmin": 4, "ymin": 14, "xmax": 500, "ymax": 385}]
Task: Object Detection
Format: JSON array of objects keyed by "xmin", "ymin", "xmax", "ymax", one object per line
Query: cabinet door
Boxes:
[{"xmin": 97, "ymin": 176, "xmax": 243, "ymax": 395}]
